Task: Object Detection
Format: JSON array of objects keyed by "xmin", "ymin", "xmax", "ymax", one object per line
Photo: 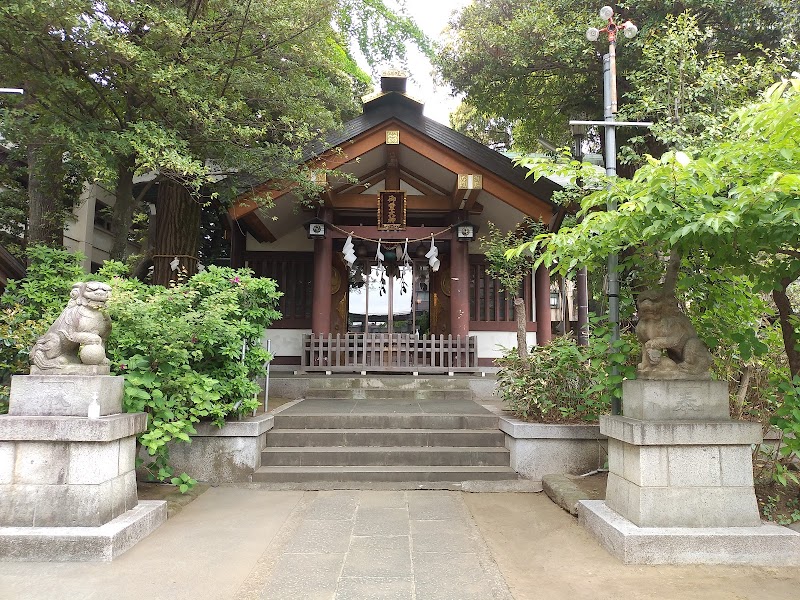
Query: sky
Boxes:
[{"xmin": 360, "ymin": 0, "xmax": 472, "ymax": 125}]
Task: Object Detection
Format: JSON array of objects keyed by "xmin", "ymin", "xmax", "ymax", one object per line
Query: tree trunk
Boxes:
[
  {"xmin": 110, "ymin": 155, "xmax": 136, "ymax": 260},
  {"xmin": 733, "ymin": 363, "xmax": 752, "ymax": 420},
  {"xmin": 151, "ymin": 179, "xmax": 201, "ymax": 287},
  {"xmin": 773, "ymin": 279, "xmax": 800, "ymax": 378},
  {"xmin": 662, "ymin": 248, "xmax": 681, "ymax": 295},
  {"xmin": 514, "ymin": 297, "xmax": 528, "ymax": 359},
  {"xmin": 576, "ymin": 266, "xmax": 589, "ymax": 346},
  {"xmin": 26, "ymin": 142, "xmax": 65, "ymax": 251}
]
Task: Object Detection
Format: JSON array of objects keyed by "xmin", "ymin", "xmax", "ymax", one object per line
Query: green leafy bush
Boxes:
[
  {"xmin": 0, "ymin": 247, "xmax": 282, "ymax": 487},
  {"xmin": 495, "ymin": 317, "xmax": 637, "ymax": 423},
  {"xmin": 769, "ymin": 377, "xmax": 800, "ymax": 481},
  {"xmin": 100, "ymin": 263, "xmax": 281, "ymax": 481}
]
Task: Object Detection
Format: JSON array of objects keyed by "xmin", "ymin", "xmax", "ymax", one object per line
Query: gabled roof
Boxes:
[
  {"xmin": 303, "ymin": 93, "xmax": 560, "ymax": 208},
  {"xmin": 230, "ymin": 75, "xmax": 562, "ymax": 240}
]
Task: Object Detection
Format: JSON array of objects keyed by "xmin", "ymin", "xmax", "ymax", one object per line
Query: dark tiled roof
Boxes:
[{"xmin": 304, "ymin": 93, "xmax": 561, "ymax": 208}]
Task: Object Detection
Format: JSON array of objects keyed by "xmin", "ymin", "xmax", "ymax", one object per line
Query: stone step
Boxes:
[
  {"xmin": 304, "ymin": 376, "xmax": 476, "ymax": 391},
  {"xmin": 265, "ymin": 428, "xmax": 506, "ymax": 448},
  {"xmin": 261, "ymin": 446, "xmax": 510, "ymax": 467},
  {"xmin": 251, "ymin": 465, "xmax": 519, "ymax": 483},
  {"xmin": 304, "ymin": 389, "xmax": 469, "ymax": 400},
  {"xmin": 272, "ymin": 413, "xmax": 499, "ymax": 430}
]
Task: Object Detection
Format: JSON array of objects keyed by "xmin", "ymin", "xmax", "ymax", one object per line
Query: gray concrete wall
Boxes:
[
  {"xmin": 500, "ymin": 417, "xmax": 607, "ymax": 483},
  {"xmin": 155, "ymin": 414, "xmax": 274, "ymax": 484}
]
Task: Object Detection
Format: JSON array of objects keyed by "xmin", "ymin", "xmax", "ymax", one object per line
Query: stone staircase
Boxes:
[{"xmin": 252, "ymin": 376, "xmax": 519, "ymax": 485}]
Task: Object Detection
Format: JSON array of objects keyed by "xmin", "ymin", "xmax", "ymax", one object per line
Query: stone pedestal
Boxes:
[
  {"xmin": 0, "ymin": 375, "xmax": 166, "ymax": 561},
  {"xmin": 580, "ymin": 379, "xmax": 800, "ymax": 565}
]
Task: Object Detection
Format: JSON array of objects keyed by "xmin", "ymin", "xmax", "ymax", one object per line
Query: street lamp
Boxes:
[{"xmin": 582, "ymin": 6, "xmax": 641, "ymax": 415}]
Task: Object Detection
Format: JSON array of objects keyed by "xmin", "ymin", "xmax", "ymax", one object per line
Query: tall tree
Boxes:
[
  {"xmin": 434, "ymin": 0, "xmax": 799, "ymax": 150},
  {"xmin": 518, "ymin": 78, "xmax": 800, "ymax": 376},
  {"xmin": 0, "ymin": 0, "xmax": 428, "ymax": 276}
]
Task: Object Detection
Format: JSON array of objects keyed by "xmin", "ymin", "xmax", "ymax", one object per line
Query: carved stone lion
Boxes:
[
  {"xmin": 635, "ymin": 289, "xmax": 713, "ymax": 380},
  {"xmin": 29, "ymin": 281, "xmax": 112, "ymax": 375}
]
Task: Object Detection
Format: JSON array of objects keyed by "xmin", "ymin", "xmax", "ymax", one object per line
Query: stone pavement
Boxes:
[
  {"xmin": 236, "ymin": 490, "xmax": 511, "ymax": 600},
  {"xmin": 1, "ymin": 487, "xmax": 800, "ymax": 600}
]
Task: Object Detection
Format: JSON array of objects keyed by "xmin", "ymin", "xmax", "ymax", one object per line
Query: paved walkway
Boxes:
[
  {"xmin": 1, "ymin": 488, "xmax": 799, "ymax": 600},
  {"xmin": 238, "ymin": 490, "xmax": 510, "ymax": 600}
]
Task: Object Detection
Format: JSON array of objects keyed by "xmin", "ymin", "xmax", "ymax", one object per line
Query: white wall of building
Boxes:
[
  {"xmin": 63, "ymin": 183, "xmax": 140, "ymax": 272},
  {"xmin": 262, "ymin": 328, "xmax": 311, "ymax": 359},
  {"xmin": 471, "ymin": 330, "xmax": 537, "ymax": 360}
]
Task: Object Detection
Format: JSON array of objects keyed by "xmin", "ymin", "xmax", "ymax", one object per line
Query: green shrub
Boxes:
[
  {"xmin": 495, "ymin": 317, "xmax": 637, "ymax": 423},
  {"xmin": 0, "ymin": 247, "xmax": 282, "ymax": 486},
  {"xmin": 99, "ymin": 263, "xmax": 281, "ymax": 481}
]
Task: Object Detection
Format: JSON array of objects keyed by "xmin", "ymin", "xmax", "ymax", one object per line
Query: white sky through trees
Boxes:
[{"xmin": 355, "ymin": 0, "xmax": 470, "ymax": 125}]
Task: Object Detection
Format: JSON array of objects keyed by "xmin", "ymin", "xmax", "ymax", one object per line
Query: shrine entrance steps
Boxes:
[{"xmin": 253, "ymin": 376, "xmax": 521, "ymax": 487}]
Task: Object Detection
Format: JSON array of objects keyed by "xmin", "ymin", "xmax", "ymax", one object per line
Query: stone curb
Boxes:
[{"xmin": 542, "ymin": 473, "xmax": 606, "ymax": 516}]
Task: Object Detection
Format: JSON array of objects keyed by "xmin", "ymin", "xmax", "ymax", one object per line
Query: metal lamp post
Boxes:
[{"xmin": 573, "ymin": 6, "xmax": 650, "ymax": 415}]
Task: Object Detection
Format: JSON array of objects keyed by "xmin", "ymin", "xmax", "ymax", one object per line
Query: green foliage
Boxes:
[
  {"xmin": 0, "ymin": 245, "xmax": 88, "ymax": 408},
  {"xmin": 0, "ymin": 161, "xmax": 27, "ymax": 258},
  {"xmin": 0, "ymin": 0, "xmax": 429, "ymax": 260},
  {"xmin": 100, "ymin": 264, "xmax": 281, "ymax": 481},
  {"xmin": 481, "ymin": 220, "xmax": 544, "ymax": 298},
  {"xmin": 518, "ymin": 78, "xmax": 800, "ymax": 362},
  {"xmin": 760, "ymin": 494, "xmax": 800, "ymax": 525},
  {"xmin": 620, "ymin": 12, "xmax": 795, "ymax": 165},
  {"xmin": 0, "ymin": 247, "xmax": 281, "ymax": 488},
  {"xmin": 170, "ymin": 472, "xmax": 198, "ymax": 495},
  {"xmin": 771, "ymin": 377, "xmax": 800, "ymax": 470},
  {"xmin": 449, "ymin": 104, "xmax": 513, "ymax": 152},
  {"xmin": 496, "ymin": 317, "xmax": 637, "ymax": 423},
  {"xmin": 436, "ymin": 2, "xmax": 799, "ymax": 151},
  {"xmin": 2, "ymin": 245, "xmax": 87, "ymax": 320}
]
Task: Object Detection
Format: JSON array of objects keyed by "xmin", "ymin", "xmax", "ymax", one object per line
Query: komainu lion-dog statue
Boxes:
[
  {"xmin": 635, "ymin": 288, "xmax": 713, "ymax": 380},
  {"xmin": 29, "ymin": 281, "xmax": 112, "ymax": 375}
]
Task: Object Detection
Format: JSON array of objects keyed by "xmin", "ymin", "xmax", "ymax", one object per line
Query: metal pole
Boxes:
[
  {"xmin": 571, "ymin": 125, "xmax": 590, "ymax": 347},
  {"xmin": 264, "ymin": 339, "xmax": 271, "ymax": 413},
  {"xmin": 604, "ymin": 49, "xmax": 621, "ymax": 416}
]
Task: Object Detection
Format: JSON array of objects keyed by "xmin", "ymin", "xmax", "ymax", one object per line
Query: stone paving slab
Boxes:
[
  {"xmin": 247, "ymin": 490, "xmax": 513, "ymax": 600},
  {"xmin": 3, "ymin": 487, "xmax": 800, "ymax": 599}
]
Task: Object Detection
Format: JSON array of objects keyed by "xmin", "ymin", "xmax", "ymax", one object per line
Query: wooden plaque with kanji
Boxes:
[{"xmin": 378, "ymin": 191, "xmax": 406, "ymax": 230}]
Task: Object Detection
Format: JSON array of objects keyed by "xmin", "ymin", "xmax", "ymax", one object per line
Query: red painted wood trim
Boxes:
[{"xmin": 469, "ymin": 322, "xmax": 537, "ymax": 332}]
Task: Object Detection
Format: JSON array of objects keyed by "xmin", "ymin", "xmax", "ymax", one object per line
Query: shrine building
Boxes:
[{"xmin": 228, "ymin": 71, "xmax": 567, "ymax": 373}]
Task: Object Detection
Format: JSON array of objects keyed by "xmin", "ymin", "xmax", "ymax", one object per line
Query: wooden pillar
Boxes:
[
  {"xmin": 311, "ymin": 210, "xmax": 333, "ymax": 335},
  {"xmin": 229, "ymin": 217, "xmax": 246, "ymax": 269},
  {"xmin": 534, "ymin": 263, "xmax": 552, "ymax": 345},
  {"xmin": 386, "ymin": 148, "xmax": 400, "ymax": 189},
  {"xmin": 450, "ymin": 239, "xmax": 470, "ymax": 338}
]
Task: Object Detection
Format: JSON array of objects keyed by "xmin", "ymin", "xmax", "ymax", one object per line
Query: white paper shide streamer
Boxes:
[{"xmin": 425, "ymin": 235, "xmax": 440, "ymax": 272}]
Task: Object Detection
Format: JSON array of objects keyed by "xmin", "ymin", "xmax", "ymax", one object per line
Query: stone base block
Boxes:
[
  {"xmin": 499, "ymin": 418, "xmax": 606, "ymax": 483},
  {"xmin": 0, "ymin": 500, "xmax": 167, "ymax": 562},
  {"xmin": 9, "ymin": 375, "xmax": 123, "ymax": 417},
  {"xmin": 605, "ymin": 472, "xmax": 760, "ymax": 528},
  {"xmin": 578, "ymin": 500, "xmax": 800, "ymax": 565},
  {"xmin": 0, "ymin": 470, "xmax": 139, "ymax": 527},
  {"xmin": 139, "ymin": 413, "xmax": 274, "ymax": 484},
  {"xmin": 622, "ymin": 380, "xmax": 729, "ymax": 421},
  {"xmin": 602, "ymin": 416, "xmax": 762, "ymax": 528}
]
